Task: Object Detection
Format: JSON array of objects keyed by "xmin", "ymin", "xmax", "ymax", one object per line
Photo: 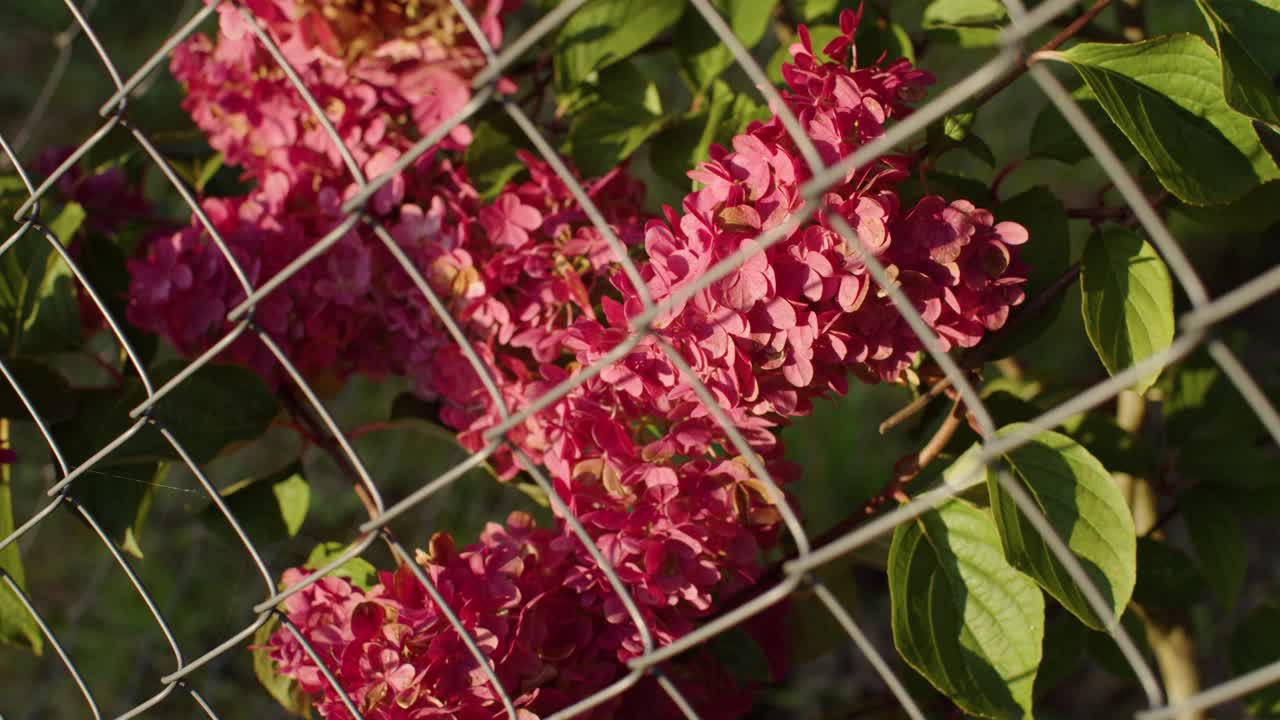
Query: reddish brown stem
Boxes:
[{"xmin": 990, "ymin": 159, "xmax": 1024, "ymax": 202}]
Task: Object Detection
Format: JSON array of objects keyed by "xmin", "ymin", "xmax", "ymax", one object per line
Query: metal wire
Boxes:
[{"xmin": 1, "ymin": 0, "xmax": 1279, "ymax": 718}]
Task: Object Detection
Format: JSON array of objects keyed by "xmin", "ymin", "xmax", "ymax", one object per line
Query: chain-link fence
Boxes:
[{"xmin": 1, "ymin": 0, "xmax": 1279, "ymax": 718}]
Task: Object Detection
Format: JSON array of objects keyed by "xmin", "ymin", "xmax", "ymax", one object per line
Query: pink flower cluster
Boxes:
[
  {"xmin": 172, "ymin": 0, "xmax": 508, "ymax": 204},
  {"xmin": 124, "ymin": 5, "xmax": 1032, "ymax": 719},
  {"xmin": 268, "ymin": 514, "xmax": 751, "ymax": 719},
  {"xmin": 129, "ymin": 0, "xmax": 513, "ymax": 391},
  {"xmin": 627, "ymin": 12, "xmax": 1027, "ymax": 401},
  {"xmin": 127, "ymin": 153, "xmax": 480, "ymax": 388},
  {"xmin": 379, "ymin": 17, "xmax": 1031, "ymax": 716}
]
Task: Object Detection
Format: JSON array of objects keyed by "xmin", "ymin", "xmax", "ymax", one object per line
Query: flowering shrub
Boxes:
[
  {"xmin": 4, "ymin": 1, "xmax": 1278, "ymax": 719},
  {"xmin": 123, "ymin": 6, "xmax": 1033, "ymax": 717}
]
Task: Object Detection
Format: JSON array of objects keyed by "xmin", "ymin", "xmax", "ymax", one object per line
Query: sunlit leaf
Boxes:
[
  {"xmin": 890, "ymin": 498, "xmax": 1043, "ymax": 719},
  {"xmin": 1080, "ymin": 228, "xmax": 1174, "ymax": 393}
]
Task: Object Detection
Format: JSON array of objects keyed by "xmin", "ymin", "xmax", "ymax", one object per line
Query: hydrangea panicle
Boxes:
[{"xmin": 132, "ymin": 6, "xmax": 1036, "ymax": 719}]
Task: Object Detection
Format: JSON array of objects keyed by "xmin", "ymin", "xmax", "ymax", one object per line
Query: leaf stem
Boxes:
[{"xmin": 989, "ymin": 159, "xmax": 1024, "ymax": 202}]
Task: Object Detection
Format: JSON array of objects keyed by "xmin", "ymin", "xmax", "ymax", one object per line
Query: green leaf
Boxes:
[
  {"xmin": 855, "ymin": 15, "xmax": 915, "ymax": 64},
  {"xmin": 1181, "ymin": 486, "xmax": 1246, "ymax": 608},
  {"xmin": 0, "ymin": 234, "xmax": 66, "ymax": 354},
  {"xmin": 74, "ymin": 462, "xmax": 162, "ymax": 559},
  {"xmin": 1232, "ymin": 603, "xmax": 1280, "ymax": 717},
  {"xmin": 0, "ymin": 206, "xmax": 97, "ymax": 356},
  {"xmin": 464, "ymin": 116, "xmax": 532, "ymax": 202},
  {"xmin": 194, "ymin": 153, "xmax": 226, "ymax": 194},
  {"xmin": 673, "ymin": 0, "xmax": 778, "ymax": 93},
  {"xmin": 1045, "ymin": 35, "xmax": 1280, "ymax": 205},
  {"xmin": 986, "ymin": 425, "xmax": 1137, "ymax": 630},
  {"xmin": 1059, "ymin": 412, "xmax": 1154, "ymax": 476},
  {"xmin": 889, "ymin": 499, "xmax": 1044, "ymax": 719},
  {"xmin": 928, "ymin": 107, "xmax": 997, "ymax": 166},
  {"xmin": 976, "ymin": 386, "xmax": 1157, "ymax": 476},
  {"xmin": 141, "ymin": 361, "xmax": 280, "ymax": 463},
  {"xmin": 1171, "ymin": 179, "xmax": 1280, "ymax": 234},
  {"xmin": 553, "ymin": 0, "xmax": 685, "ymax": 93},
  {"xmin": 1133, "ymin": 537, "xmax": 1204, "ymax": 610},
  {"xmin": 1080, "ymin": 228, "xmax": 1174, "ymax": 394},
  {"xmin": 1086, "ymin": 609, "xmax": 1154, "ymax": 679},
  {"xmin": 707, "ymin": 626, "xmax": 774, "ymax": 686},
  {"xmin": 897, "ymin": 170, "xmax": 994, "ymax": 209},
  {"xmin": 253, "ymin": 615, "xmax": 312, "ymax": 717},
  {"xmin": 652, "ymin": 81, "xmax": 767, "ymax": 189},
  {"xmin": 77, "ymin": 233, "xmax": 157, "ymax": 364},
  {"xmin": 274, "ymin": 475, "xmax": 310, "ymax": 538},
  {"xmin": 0, "ymin": 358, "xmax": 76, "ymax": 424},
  {"xmin": 787, "ymin": 558, "xmax": 862, "ymax": 667},
  {"xmin": 19, "ymin": 247, "xmax": 81, "ymax": 355},
  {"xmin": 1034, "ymin": 612, "xmax": 1088, "ymax": 699},
  {"xmin": 594, "ymin": 58, "xmax": 669, "ymax": 116},
  {"xmin": 568, "ymin": 105, "xmax": 670, "ymax": 177},
  {"xmin": 305, "ymin": 542, "xmax": 378, "ymax": 590},
  {"xmin": 1159, "ymin": 348, "xmax": 1275, "ymax": 490},
  {"xmin": 53, "ymin": 361, "xmax": 279, "ymax": 468},
  {"xmin": 1161, "ymin": 348, "xmax": 1251, "ymax": 441},
  {"xmin": 922, "ymin": 0, "xmax": 1007, "ymax": 46},
  {"xmin": 786, "ymin": 0, "xmax": 838, "ymax": 22},
  {"xmin": 515, "ymin": 481, "xmax": 551, "ymax": 507},
  {"xmin": 47, "ymin": 202, "xmax": 86, "ymax": 245},
  {"xmin": 923, "ymin": 0, "xmax": 1008, "ymax": 26},
  {"xmin": 1, "ymin": 457, "xmax": 43, "ymax": 655},
  {"xmin": 302, "ymin": 416, "xmax": 517, "ymax": 540},
  {"xmin": 205, "ymin": 465, "xmax": 310, "ymax": 547},
  {"xmin": 1196, "ymin": 0, "xmax": 1280, "ymax": 126},
  {"xmin": 1028, "ymin": 85, "xmax": 1137, "ymax": 165}
]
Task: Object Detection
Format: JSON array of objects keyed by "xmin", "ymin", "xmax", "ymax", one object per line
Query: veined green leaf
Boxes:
[
  {"xmin": 1080, "ymin": 228, "xmax": 1175, "ymax": 393},
  {"xmin": 1196, "ymin": 0, "xmax": 1280, "ymax": 126},
  {"xmin": 889, "ymin": 498, "xmax": 1043, "ymax": 719},
  {"xmin": 554, "ymin": 0, "xmax": 685, "ymax": 92},
  {"xmin": 1044, "ymin": 35, "xmax": 1280, "ymax": 205},
  {"xmin": 673, "ymin": 0, "xmax": 777, "ymax": 93},
  {"xmin": 986, "ymin": 425, "xmax": 1137, "ymax": 630}
]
